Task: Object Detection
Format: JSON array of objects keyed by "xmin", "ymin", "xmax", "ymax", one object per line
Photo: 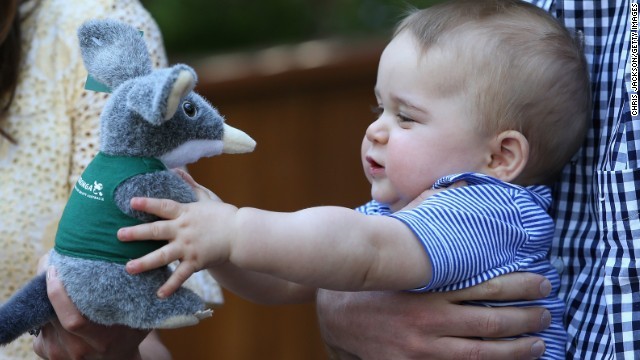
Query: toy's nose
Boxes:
[{"xmin": 222, "ymin": 124, "xmax": 256, "ymax": 154}]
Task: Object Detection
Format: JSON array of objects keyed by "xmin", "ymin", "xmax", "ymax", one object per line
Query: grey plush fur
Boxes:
[
  {"xmin": 78, "ymin": 19, "xmax": 152, "ymax": 89},
  {"xmin": 0, "ymin": 273, "xmax": 53, "ymax": 344},
  {"xmin": 0, "ymin": 19, "xmax": 255, "ymax": 345},
  {"xmin": 115, "ymin": 171, "xmax": 196, "ymax": 222},
  {"xmin": 48, "ymin": 251, "xmax": 205, "ymax": 328}
]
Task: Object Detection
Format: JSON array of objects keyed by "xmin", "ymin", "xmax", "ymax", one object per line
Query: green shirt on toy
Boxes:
[{"xmin": 55, "ymin": 152, "xmax": 167, "ymax": 264}]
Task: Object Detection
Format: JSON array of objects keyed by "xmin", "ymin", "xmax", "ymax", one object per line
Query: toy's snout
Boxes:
[{"xmin": 222, "ymin": 124, "xmax": 256, "ymax": 154}]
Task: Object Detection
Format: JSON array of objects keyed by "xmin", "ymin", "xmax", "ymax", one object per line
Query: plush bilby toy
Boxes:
[{"xmin": 0, "ymin": 19, "xmax": 255, "ymax": 345}]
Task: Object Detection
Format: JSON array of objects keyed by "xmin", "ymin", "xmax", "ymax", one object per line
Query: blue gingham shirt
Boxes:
[{"xmin": 525, "ymin": 1, "xmax": 639, "ymax": 358}]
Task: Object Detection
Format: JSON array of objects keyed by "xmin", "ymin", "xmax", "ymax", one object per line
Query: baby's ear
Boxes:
[{"xmin": 486, "ymin": 130, "xmax": 529, "ymax": 182}]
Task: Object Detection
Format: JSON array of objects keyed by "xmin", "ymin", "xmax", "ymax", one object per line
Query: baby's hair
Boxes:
[{"xmin": 395, "ymin": 0, "xmax": 590, "ymax": 184}]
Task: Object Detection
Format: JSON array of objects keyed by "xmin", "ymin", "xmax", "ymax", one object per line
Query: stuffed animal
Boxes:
[{"xmin": 0, "ymin": 18, "xmax": 255, "ymax": 345}]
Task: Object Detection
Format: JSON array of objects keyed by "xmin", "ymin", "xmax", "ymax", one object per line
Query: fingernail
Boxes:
[
  {"xmin": 540, "ymin": 310, "xmax": 551, "ymax": 329},
  {"xmin": 539, "ymin": 279, "xmax": 551, "ymax": 297},
  {"xmin": 129, "ymin": 198, "xmax": 140, "ymax": 208},
  {"xmin": 157, "ymin": 290, "xmax": 166, "ymax": 299},
  {"xmin": 530, "ymin": 340, "xmax": 545, "ymax": 358},
  {"xmin": 127, "ymin": 261, "xmax": 142, "ymax": 275},
  {"xmin": 119, "ymin": 228, "xmax": 133, "ymax": 241},
  {"xmin": 46, "ymin": 266, "xmax": 54, "ymax": 281}
]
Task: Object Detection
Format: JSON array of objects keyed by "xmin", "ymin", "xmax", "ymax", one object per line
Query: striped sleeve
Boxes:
[{"xmin": 391, "ymin": 184, "xmax": 554, "ymax": 292}]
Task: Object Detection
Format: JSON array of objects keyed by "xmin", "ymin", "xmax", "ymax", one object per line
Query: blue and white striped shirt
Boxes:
[
  {"xmin": 523, "ymin": 1, "xmax": 640, "ymax": 358},
  {"xmin": 357, "ymin": 172, "xmax": 566, "ymax": 359}
]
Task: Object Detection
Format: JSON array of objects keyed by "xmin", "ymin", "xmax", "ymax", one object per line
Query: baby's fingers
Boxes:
[
  {"xmin": 157, "ymin": 262, "xmax": 198, "ymax": 298},
  {"xmin": 173, "ymin": 169, "xmax": 221, "ymax": 202},
  {"xmin": 118, "ymin": 218, "xmax": 176, "ymax": 242},
  {"xmin": 130, "ymin": 197, "xmax": 183, "ymax": 219},
  {"xmin": 125, "ymin": 244, "xmax": 182, "ymax": 275}
]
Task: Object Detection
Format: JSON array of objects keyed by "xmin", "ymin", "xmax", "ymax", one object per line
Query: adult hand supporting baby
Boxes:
[
  {"xmin": 316, "ymin": 268, "xmax": 551, "ymax": 360},
  {"xmin": 32, "ymin": 265, "xmax": 169, "ymax": 359}
]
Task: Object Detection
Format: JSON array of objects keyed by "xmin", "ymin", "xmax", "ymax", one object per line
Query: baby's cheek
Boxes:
[{"xmin": 389, "ymin": 166, "xmax": 434, "ymax": 200}]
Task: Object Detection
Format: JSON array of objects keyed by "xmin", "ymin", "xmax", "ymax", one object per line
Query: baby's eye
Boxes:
[
  {"xmin": 397, "ymin": 114, "xmax": 416, "ymax": 123},
  {"xmin": 182, "ymin": 101, "xmax": 197, "ymax": 117}
]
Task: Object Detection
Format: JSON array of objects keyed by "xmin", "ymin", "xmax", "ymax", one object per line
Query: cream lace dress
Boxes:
[{"xmin": 0, "ymin": 1, "xmax": 222, "ymax": 358}]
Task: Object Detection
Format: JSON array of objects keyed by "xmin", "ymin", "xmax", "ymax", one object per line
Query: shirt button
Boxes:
[{"xmin": 552, "ymin": 257, "xmax": 565, "ymax": 274}]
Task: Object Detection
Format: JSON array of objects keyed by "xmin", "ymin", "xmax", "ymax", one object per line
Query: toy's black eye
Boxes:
[{"xmin": 182, "ymin": 101, "xmax": 197, "ymax": 117}]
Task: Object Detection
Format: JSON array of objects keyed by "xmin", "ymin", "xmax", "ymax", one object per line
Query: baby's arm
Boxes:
[
  {"xmin": 207, "ymin": 263, "xmax": 318, "ymax": 304},
  {"xmin": 118, "ymin": 197, "xmax": 431, "ymax": 302}
]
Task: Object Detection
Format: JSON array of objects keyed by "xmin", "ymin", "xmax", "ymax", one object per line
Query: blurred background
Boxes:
[
  {"xmin": 142, "ymin": 0, "xmax": 440, "ymax": 358},
  {"xmin": 143, "ymin": 0, "xmax": 439, "ymax": 55}
]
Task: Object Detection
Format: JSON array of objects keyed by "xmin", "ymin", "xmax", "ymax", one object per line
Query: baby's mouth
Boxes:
[{"xmin": 366, "ymin": 156, "xmax": 384, "ymax": 173}]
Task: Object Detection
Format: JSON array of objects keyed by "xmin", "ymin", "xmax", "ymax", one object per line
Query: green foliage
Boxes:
[{"xmin": 141, "ymin": 0, "xmax": 442, "ymax": 54}]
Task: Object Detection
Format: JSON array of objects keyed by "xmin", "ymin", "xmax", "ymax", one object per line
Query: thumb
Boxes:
[
  {"xmin": 172, "ymin": 168, "xmax": 221, "ymax": 201},
  {"xmin": 172, "ymin": 168, "xmax": 197, "ymax": 187},
  {"xmin": 37, "ymin": 253, "xmax": 50, "ymax": 274}
]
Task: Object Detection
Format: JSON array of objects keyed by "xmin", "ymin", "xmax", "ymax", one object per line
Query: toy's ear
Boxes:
[
  {"xmin": 77, "ymin": 19, "xmax": 152, "ymax": 88},
  {"xmin": 126, "ymin": 64, "xmax": 197, "ymax": 125}
]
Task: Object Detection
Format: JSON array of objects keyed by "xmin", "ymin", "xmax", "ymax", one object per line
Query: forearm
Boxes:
[
  {"xmin": 121, "ymin": 200, "xmax": 431, "ymax": 296},
  {"xmin": 208, "ymin": 264, "xmax": 316, "ymax": 304},
  {"xmin": 230, "ymin": 206, "xmax": 431, "ymax": 291}
]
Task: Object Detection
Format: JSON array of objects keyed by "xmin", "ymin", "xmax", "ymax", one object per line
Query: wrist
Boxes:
[{"xmin": 228, "ymin": 206, "xmax": 248, "ymax": 264}]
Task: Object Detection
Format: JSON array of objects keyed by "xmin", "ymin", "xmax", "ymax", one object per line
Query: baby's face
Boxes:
[{"xmin": 362, "ymin": 31, "xmax": 493, "ymax": 212}]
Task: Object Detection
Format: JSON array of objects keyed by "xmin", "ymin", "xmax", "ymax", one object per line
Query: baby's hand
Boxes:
[
  {"xmin": 118, "ymin": 172, "xmax": 238, "ymax": 298},
  {"xmin": 118, "ymin": 197, "xmax": 195, "ymax": 298},
  {"xmin": 172, "ymin": 168, "xmax": 221, "ymax": 202}
]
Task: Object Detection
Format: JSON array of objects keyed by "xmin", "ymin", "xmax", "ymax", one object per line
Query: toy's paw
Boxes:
[{"xmin": 156, "ymin": 309, "xmax": 213, "ymax": 329}]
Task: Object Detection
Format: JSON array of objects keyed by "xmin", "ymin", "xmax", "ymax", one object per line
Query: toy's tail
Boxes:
[{"xmin": 0, "ymin": 273, "xmax": 55, "ymax": 346}]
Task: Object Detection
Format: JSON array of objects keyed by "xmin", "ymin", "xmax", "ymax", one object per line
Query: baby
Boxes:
[{"xmin": 118, "ymin": 0, "xmax": 590, "ymax": 358}]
